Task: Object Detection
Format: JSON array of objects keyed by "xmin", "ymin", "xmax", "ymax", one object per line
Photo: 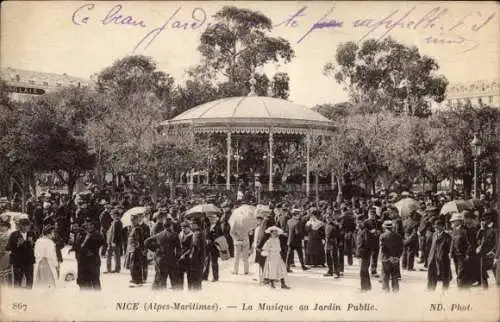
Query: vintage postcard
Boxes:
[{"xmin": 0, "ymin": 1, "xmax": 499, "ymax": 321}]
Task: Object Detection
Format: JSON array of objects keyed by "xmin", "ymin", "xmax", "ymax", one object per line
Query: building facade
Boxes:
[
  {"xmin": 1, "ymin": 67, "xmax": 93, "ymax": 102},
  {"xmin": 443, "ymin": 79, "xmax": 500, "ymax": 108}
]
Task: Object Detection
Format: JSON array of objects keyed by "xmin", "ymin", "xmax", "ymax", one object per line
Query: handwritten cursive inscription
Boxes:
[
  {"xmin": 101, "ymin": 5, "xmax": 147, "ymax": 28},
  {"xmin": 72, "ymin": 3, "xmax": 94, "ymax": 25},
  {"xmin": 133, "ymin": 7, "xmax": 223, "ymax": 52},
  {"xmin": 70, "ymin": 3, "xmax": 496, "ymax": 53},
  {"xmin": 297, "ymin": 5, "xmax": 344, "ymax": 44}
]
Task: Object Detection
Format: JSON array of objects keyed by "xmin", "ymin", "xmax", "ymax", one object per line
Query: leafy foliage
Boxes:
[{"xmin": 324, "ymin": 38, "xmax": 448, "ymax": 117}]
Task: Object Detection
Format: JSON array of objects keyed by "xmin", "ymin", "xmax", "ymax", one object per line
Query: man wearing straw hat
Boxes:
[{"xmin": 379, "ymin": 220, "xmax": 404, "ymax": 292}]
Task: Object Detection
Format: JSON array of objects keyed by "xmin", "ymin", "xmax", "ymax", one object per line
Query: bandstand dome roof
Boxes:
[{"xmin": 161, "ymin": 96, "xmax": 333, "ymax": 135}]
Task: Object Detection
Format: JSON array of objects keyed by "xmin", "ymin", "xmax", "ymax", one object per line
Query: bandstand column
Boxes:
[
  {"xmin": 269, "ymin": 130, "xmax": 273, "ymax": 192},
  {"xmin": 306, "ymin": 132, "xmax": 311, "ymax": 196},
  {"xmin": 226, "ymin": 131, "xmax": 232, "ymax": 190}
]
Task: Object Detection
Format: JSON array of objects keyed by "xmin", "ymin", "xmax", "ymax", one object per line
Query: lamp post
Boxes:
[
  {"xmin": 263, "ymin": 150, "xmax": 274, "ymax": 190},
  {"xmin": 471, "ymin": 134, "xmax": 482, "ymax": 199}
]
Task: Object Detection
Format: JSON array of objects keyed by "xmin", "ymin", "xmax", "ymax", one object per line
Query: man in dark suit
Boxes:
[
  {"xmin": 356, "ymin": 219, "xmax": 378, "ymax": 291},
  {"xmin": 340, "ymin": 208, "xmax": 356, "ymax": 267},
  {"xmin": 140, "ymin": 215, "xmax": 152, "ymax": 282},
  {"xmin": 427, "ymin": 217, "xmax": 452, "ymax": 291},
  {"xmin": 365, "ymin": 208, "xmax": 382, "ymax": 277},
  {"xmin": 99, "ymin": 201, "xmax": 113, "ymax": 256},
  {"xmin": 145, "ymin": 218, "xmax": 181, "ymax": 290},
  {"xmin": 6, "ymin": 218, "xmax": 35, "ymax": 288},
  {"xmin": 73, "ymin": 217, "xmax": 105, "ymax": 290},
  {"xmin": 402, "ymin": 211, "xmax": 420, "ymax": 271},
  {"xmin": 476, "ymin": 212, "xmax": 497, "ymax": 289},
  {"xmin": 104, "ymin": 209, "xmax": 123, "ymax": 273},
  {"xmin": 324, "ymin": 213, "xmax": 341, "ymax": 278},
  {"xmin": 286, "ymin": 209, "xmax": 308, "ymax": 272},
  {"xmin": 379, "ymin": 220, "xmax": 404, "ymax": 292},
  {"xmin": 450, "ymin": 212, "xmax": 471, "ymax": 289},
  {"xmin": 203, "ymin": 216, "xmax": 223, "ymax": 282}
]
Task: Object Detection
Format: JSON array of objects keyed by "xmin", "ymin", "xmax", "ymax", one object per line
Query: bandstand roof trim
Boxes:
[{"xmin": 161, "ymin": 96, "xmax": 333, "ymax": 132}]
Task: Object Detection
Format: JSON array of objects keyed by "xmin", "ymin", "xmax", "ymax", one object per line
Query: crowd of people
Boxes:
[{"xmin": 0, "ymin": 188, "xmax": 498, "ymax": 293}]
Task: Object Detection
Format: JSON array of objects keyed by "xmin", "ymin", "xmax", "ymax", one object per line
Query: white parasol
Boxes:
[
  {"xmin": 228, "ymin": 204, "xmax": 257, "ymax": 235},
  {"xmin": 121, "ymin": 207, "xmax": 146, "ymax": 227}
]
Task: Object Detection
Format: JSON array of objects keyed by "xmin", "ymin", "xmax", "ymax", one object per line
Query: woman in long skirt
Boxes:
[
  {"xmin": 33, "ymin": 225, "xmax": 59, "ymax": 288},
  {"xmin": 305, "ymin": 213, "xmax": 325, "ymax": 267},
  {"xmin": 262, "ymin": 226, "xmax": 290, "ymax": 289}
]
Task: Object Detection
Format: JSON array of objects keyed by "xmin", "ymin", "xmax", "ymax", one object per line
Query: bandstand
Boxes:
[{"xmin": 160, "ymin": 84, "xmax": 334, "ymax": 196}]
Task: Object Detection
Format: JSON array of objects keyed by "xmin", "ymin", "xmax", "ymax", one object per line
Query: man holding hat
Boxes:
[
  {"xmin": 379, "ymin": 220, "xmax": 404, "ymax": 292},
  {"xmin": 6, "ymin": 218, "xmax": 35, "ymax": 288},
  {"xmin": 427, "ymin": 216, "xmax": 452, "ymax": 291}
]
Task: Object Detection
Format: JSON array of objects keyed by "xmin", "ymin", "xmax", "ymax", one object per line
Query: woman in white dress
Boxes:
[
  {"xmin": 261, "ymin": 226, "xmax": 290, "ymax": 289},
  {"xmin": 33, "ymin": 225, "xmax": 59, "ymax": 288}
]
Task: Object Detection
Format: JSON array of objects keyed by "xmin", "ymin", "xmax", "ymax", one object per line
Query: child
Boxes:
[{"xmin": 261, "ymin": 226, "xmax": 290, "ymax": 289}]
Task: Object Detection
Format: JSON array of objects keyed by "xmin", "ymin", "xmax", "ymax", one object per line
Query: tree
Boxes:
[
  {"xmin": 324, "ymin": 38, "xmax": 448, "ymax": 117},
  {"xmin": 175, "ymin": 6, "xmax": 294, "ymax": 104},
  {"xmin": 10, "ymin": 87, "xmax": 97, "ymax": 198}
]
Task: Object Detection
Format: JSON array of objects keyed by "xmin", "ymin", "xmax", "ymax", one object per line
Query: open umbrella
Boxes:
[
  {"xmin": 121, "ymin": 206, "xmax": 146, "ymax": 227},
  {"xmin": 393, "ymin": 198, "xmax": 419, "ymax": 218},
  {"xmin": 440, "ymin": 200, "xmax": 473, "ymax": 215},
  {"xmin": 184, "ymin": 203, "xmax": 221, "ymax": 220},
  {"xmin": 228, "ymin": 204, "xmax": 257, "ymax": 235}
]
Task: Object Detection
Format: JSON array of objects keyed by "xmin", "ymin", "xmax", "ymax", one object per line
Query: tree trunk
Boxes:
[
  {"xmin": 21, "ymin": 173, "xmax": 27, "ymax": 213},
  {"xmin": 463, "ymin": 173, "xmax": 473, "ymax": 199},
  {"xmin": 315, "ymin": 173, "xmax": 319, "ymax": 205},
  {"xmin": 336, "ymin": 175, "xmax": 343, "ymax": 203},
  {"xmin": 431, "ymin": 178, "xmax": 438, "ymax": 194},
  {"xmin": 450, "ymin": 175, "xmax": 455, "ymax": 200},
  {"xmin": 67, "ymin": 173, "xmax": 78, "ymax": 201}
]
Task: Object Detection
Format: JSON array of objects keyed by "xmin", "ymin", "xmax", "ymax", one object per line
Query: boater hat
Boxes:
[
  {"xmin": 382, "ymin": 220, "xmax": 393, "ymax": 228},
  {"xmin": 265, "ymin": 226, "xmax": 284, "ymax": 234},
  {"xmin": 450, "ymin": 212, "xmax": 464, "ymax": 222}
]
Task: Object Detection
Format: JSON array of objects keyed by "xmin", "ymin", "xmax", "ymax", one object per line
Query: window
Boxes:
[
  {"xmin": 15, "ymin": 74, "xmax": 20, "ymax": 82},
  {"xmin": 43, "ymin": 81, "xmax": 49, "ymax": 86},
  {"xmin": 56, "ymin": 83, "xmax": 62, "ymax": 87},
  {"xmin": 28, "ymin": 80, "xmax": 35, "ymax": 85}
]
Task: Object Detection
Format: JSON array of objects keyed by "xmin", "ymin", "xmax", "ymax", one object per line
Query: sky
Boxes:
[{"xmin": 1, "ymin": 1, "xmax": 499, "ymax": 108}]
